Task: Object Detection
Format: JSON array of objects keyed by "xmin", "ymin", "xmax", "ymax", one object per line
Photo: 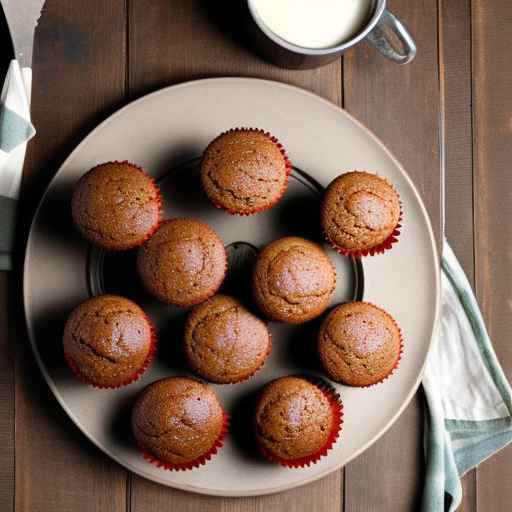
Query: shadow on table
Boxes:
[
  {"xmin": 199, "ymin": 0, "xmax": 271, "ymax": 65},
  {"xmin": 0, "ymin": 6, "xmax": 13, "ymax": 79}
]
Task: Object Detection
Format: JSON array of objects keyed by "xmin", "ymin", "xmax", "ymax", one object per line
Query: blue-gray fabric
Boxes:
[
  {"xmin": 0, "ymin": 61, "xmax": 36, "ymax": 271},
  {"xmin": 422, "ymin": 243, "xmax": 512, "ymax": 511},
  {"xmin": 0, "ymin": 105, "xmax": 35, "ymax": 152}
]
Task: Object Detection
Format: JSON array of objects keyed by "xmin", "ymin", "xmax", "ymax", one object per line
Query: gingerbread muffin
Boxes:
[
  {"xmin": 184, "ymin": 294, "xmax": 271, "ymax": 383},
  {"xmin": 255, "ymin": 376, "xmax": 342, "ymax": 467},
  {"xmin": 63, "ymin": 294, "xmax": 156, "ymax": 388},
  {"xmin": 318, "ymin": 302, "xmax": 403, "ymax": 387},
  {"xmin": 253, "ymin": 237, "xmax": 336, "ymax": 324},
  {"xmin": 71, "ymin": 161, "xmax": 162, "ymax": 250},
  {"xmin": 132, "ymin": 377, "xmax": 227, "ymax": 470},
  {"xmin": 321, "ymin": 171, "xmax": 401, "ymax": 257},
  {"xmin": 201, "ymin": 128, "xmax": 291, "ymax": 215},
  {"xmin": 137, "ymin": 218, "xmax": 227, "ymax": 307}
]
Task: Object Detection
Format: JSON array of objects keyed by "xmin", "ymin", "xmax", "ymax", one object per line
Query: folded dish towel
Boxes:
[
  {"xmin": 422, "ymin": 242, "xmax": 512, "ymax": 511},
  {"xmin": 0, "ymin": 60, "xmax": 35, "ymax": 270}
]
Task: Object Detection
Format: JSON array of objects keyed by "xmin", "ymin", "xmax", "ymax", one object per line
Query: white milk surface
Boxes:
[{"xmin": 252, "ymin": 0, "xmax": 373, "ymax": 49}]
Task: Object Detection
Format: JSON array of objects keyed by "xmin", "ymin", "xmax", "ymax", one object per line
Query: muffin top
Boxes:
[
  {"xmin": 132, "ymin": 377, "xmax": 224, "ymax": 465},
  {"xmin": 253, "ymin": 237, "xmax": 336, "ymax": 323},
  {"xmin": 137, "ymin": 218, "xmax": 227, "ymax": 307},
  {"xmin": 63, "ymin": 294, "xmax": 153, "ymax": 387},
  {"xmin": 201, "ymin": 129, "xmax": 289, "ymax": 214},
  {"xmin": 184, "ymin": 295, "xmax": 271, "ymax": 383},
  {"xmin": 255, "ymin": 376, "xmax": 333, "ymax": 461},
  {"xmin": 318, "ymin": 302, "xmax": 402, "ymax": 386},
  {"xmin": 71, "ymin": 161, "xmax": 161, "ymax": 250},
  {"xmin": 321, "ymin": 171, "xmax": 400, "ymax": 252}
]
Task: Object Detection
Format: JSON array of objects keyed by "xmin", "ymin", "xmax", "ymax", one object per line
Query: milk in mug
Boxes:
[{"xmin": 252, "ymin": 0, "xmax": 373, "ymax": 49}]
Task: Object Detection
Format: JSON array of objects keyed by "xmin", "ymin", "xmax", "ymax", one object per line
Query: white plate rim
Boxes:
[{"xmin": 23, "ymin": 77, "xmax": 441, "ymax": 497}]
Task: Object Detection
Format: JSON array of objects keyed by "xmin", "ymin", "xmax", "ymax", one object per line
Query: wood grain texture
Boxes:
[
  {"xmin": 131, "ymin": 476, "xmax": 342, "ymax": 512},
  {"xmin": 127, "ymin": 0, "xmax": 342, "ymax": 102},
  {"xmin": 438, "ymin": 0, "xmax": 477, "ymax": 510},
  {"xmin": 15, "ymin": 1, "xmax": 128, "ymax": 511},
  {"xmin": 127, "ymin": 0, "xmax": 342, "ymax": 510},
  {"xmin": 439, "ymin": 0, "xmax": 475, "ymax": 281},
  {"xmin": 472, "ymin": 0, "xmax": 512, "ymax": 509},
  {"xmin": 8, "ymin": 1, "xmax": 498, "ymax": 510},
  {"xmin": 0, "ymin": 275, "xmax": 14, "ymax": 512},
  {"xmin": 343, "ymin": 0, "xmax": 441, "ymax": 510},
  {"xmin": 0, "ymin": 12, "xmax": 15, "ymax": 512}
]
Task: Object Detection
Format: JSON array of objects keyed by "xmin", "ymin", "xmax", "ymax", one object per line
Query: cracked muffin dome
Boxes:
[
  {"xmin": 253, "ymin": 237, "xmax": 336, "ymax": 324},
  {"xmin": 63, "ymin": 294, "xmax": 155, "ymax": 388},
  {"xmin": 184, "ymin": 294, "xmax": 271, "ymax": 383},
  {"xmin": 321, "ymin": 171, "xmax": 401, "ymax": 256},
  {"xmin": 318, "ymin": 302, "xmax": 402, "ymax": 387},
  {"xmin": 137, "ymin": 218, "xmax": 227, "ymax": 307},
  {"xmin": 71, "ymin": 161, "xmax": 162, "ymax": 250},
  {"xmin": 255, "ymin": 376, "xmax": 342, "ymax": 467},
  {"xmin": 201, "ymin": 128, "xmax": 291, "ymax": 215},
  {"xmin": 132, "ymin": 377, "xmax": 227, "ymax": 470}
]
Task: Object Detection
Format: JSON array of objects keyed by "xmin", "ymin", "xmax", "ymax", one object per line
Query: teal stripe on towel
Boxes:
[
  {"xmin": 422, "ymin": 243, "xmax": 512, "ymax": 511},
  {"xmin": 0, "ymin": 105, "xmax": 36, "ymax": 152}
]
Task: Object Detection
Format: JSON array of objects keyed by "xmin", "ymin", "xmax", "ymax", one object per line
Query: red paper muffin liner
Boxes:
[
  {"xmin": 324, "ymin": 190, "xmax": 403, "ymax": 258},
  {"xmin": 138, "ymin": 411, "xmax": 229, "ymax": 471},
  {"xmin": 64, "ymin": 312, "xmax": 157, "ymax": 390},
  {"xmin": 259, "ymin": 377, "xmax": 343, "ymax": 468},
  {"xmin": 204, "ymin": 128, "xmax": 292, "ymax": 216},
  {"xmin": 355, "ymin": 302, "xmax": 404, "ymax": 388},
  {"xmin": 96, "ymin": 160, "xmax": 163, "ymax": 251}
]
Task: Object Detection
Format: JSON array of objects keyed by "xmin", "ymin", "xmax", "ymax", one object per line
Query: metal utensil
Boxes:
[
  {"xmin": 245, "ymin": 0, "xmax": 416, "ymax": 69},
  {"xmin": 2, "ymin": 0, "xmax": 45, "ymax": 93}
]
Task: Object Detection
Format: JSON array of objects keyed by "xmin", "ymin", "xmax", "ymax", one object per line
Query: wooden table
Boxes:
[{"xmin": 1, "ymin": 1, "xmax": 510, "ymax": 510}]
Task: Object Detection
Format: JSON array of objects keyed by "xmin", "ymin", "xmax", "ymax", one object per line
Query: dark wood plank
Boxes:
[
  {"xmin": 472, "ymin": 1, "xmax": 512, "ymax": 509},
  {"xmin": 131, "ymin": 476, "xmax": 342, "ymax": 512},
  {"xmin": 344, "ymin": 402, "xmax": 424, "ymax": 512},
  {"xmin": 343, "ymin": 0, "xmax": 441, "ymax": 510},
  {"xmin": 223, "ymin": 476, "xmax": 342, "ymax": 512},
  {"xmin": 438, "ymin": 0, "xmax": 477, "ymax": 509},
  {"xmin": 15, "ymin": 1, "xmax": 128, "ymax": 510},
  {"xmin": 0, "ymin": 11, "xmax": 15, "ymax": 511},
  {"xmin": 0, "ymin": 275, "xmax": 14, "ymax": 512},
  {"xmin": 127, "ymin": 0, "xmax": 342, "ymax": 102},
  {"xmin": 439, "ymin": 0, "xmax": 475, "ymax": 282},
  {"xmin": 128, "ymin": 1, "xmax": 342, "ymax": 510}
]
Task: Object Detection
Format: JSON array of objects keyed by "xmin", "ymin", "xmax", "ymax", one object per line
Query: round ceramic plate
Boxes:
[{"xmin": 24, "ymin": 78, "xmax": 439, "ymax": 497}]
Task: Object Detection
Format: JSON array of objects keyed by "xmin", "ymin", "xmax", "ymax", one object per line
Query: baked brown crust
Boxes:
[
  {"xmin": 321, "ymin": 171, "xmax": 400, "ymax": 252},
  {"xmin": 253, "ymin": 237, "xmax": 336, "ymax": 323},
  {"xmin": 137, "ymin": 218, "xmax": 227, "ymax": 307},
  {"xmin": 255, "ymin": 377, "xmax": 332, "ymax": 461},
  {"xmin": 318, "ymin": 302, "xmax": 402, "ymax": 386},
  {"xmin": 201, "ymin": 129, "xmax": 289, "ymax": 214},
  {"xmin": 63, "ymin": 294, "xmax": 153, "ymax": 387},
  {"xmin": 184, "ymin": 295, "xmax": 271, "ymax": 383},
  {"xmin": 71, "ymin": 161, "xmax": 161, "ymax": 250},
  {"xmin": 132, "ymin": 377, "xmax": 224, "ymax": 465}
]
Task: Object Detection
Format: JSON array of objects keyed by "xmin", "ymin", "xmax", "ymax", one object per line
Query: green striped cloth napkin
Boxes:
[
  {"xmin": 0, "ymin": 60, "xmax": 35, "ymax": 270},
  {"xmin": 422, "ymin": 242, "xmax": 512, "ymax": 511}
]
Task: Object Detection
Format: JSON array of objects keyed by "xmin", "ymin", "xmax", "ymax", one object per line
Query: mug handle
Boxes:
[{"xmin": 365, "ymin": 10, "xmax": 417, "ymax": 64}]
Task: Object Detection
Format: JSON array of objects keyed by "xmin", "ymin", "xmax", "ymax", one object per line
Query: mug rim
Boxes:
[{"xmin": 247, "ymin": 0, "xmax": 386, "ymax": 56}]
